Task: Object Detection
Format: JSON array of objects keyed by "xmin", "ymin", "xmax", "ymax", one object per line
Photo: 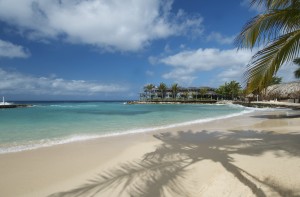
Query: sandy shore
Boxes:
[{"xmin": 1, "ymin": 109, "xmax": 300, "ymax": 197}]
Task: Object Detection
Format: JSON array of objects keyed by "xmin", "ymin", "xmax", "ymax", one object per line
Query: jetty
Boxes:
[
  {"xmin": 0, "ymin": 97, "xmax": 32, "ymax": 109},
  {"xmin": 0, "ymin": 104, "xmax": 32, "ymax": 109}
]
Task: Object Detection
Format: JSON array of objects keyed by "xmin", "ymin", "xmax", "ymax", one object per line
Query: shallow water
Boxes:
[{"xmin": 0, "ymin": 101, "xmax": 254, "ymax": 153}]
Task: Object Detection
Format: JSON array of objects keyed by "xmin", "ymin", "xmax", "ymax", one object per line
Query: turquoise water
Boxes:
[{"xmin": 0, "ymin": 101, "xmax": 253, "ymax": 154}]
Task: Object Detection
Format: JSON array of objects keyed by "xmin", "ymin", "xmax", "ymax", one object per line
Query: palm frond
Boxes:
[
  {"xmin": 235, "ymin": 4, "xmax": 300, "ymax": 49},
  {"xmin": 245, "ymin": 29, "xmax": 300, "ymax": 92},
  {"xmin": 235, "ymin": 7, "xmax": 300, "ymax": 48},
  {"xmin": 294, "ymin": 68, "xmax": 300, "ymax": 78},
  {"xmin": 293, "ymin": 57, "xmax": 300, "ymax": 65},
  {"xmin": 250, "ymin": 0, "xmax": 297, "ymax": 9},
  {"xmin": 294, "ymin": 58, "xmax": 300, "ymax": 78}
]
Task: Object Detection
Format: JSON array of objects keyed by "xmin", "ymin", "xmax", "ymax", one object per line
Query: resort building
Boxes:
[{"xmin": 139, "ymin": 86, "xmax": 220, "ymax": 101}]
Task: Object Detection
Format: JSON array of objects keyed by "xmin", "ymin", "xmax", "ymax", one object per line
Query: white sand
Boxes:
[{"xmin": 0, "ymin": 109, "xmax": 300, "ymax": 197}]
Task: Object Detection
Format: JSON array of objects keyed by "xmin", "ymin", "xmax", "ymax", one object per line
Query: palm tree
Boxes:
[
  {"xmin": 227, "ymin": 81, "xmax": 241, "ymax": 100},
  {"xmin": 235, "ymin": 0, "xmax": 300, "ymax": 93},
  {"xmin": 294, "ymin": 58, "xmax": 300, "ymax": 78},
  {"xmin": 144, "ymin": 84, "xmax": 155, "ymax": 101},
  {"xmin": 199, "ymin": 88, "xmax": 207, "ymax": 100},
  {"xmin": 158, "ymin": 82, "xmax": 167, "ymax": 100},
  {"xmin": 171, "ymin": 83, "xmax": 179, "ymax": 100},
  {"xmin": 216, "ymin": 85, "xmax": 226, "ymax": 100}
]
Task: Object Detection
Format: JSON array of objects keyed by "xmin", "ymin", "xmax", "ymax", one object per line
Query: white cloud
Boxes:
[
  {"xmin": 217, "ymin": 66, "xmax": 244, "ymax": 84},
  {"xmin": 159, "ymin": 48, "xmax": 254, "ymax": 84},
  {"xmin": 160, "ymin": 46, "xmax": 298, "ymax": 86},
  {"xmin": 160, "ymin": 48, "xmax": 252, "ymax": 70},
  {"xmin": 0, "ymin": 39, "xmax": 30, "ymax": 58},
  {"xmin": 241, "ymin": 0, "xmax": 265, "ymax": 13},
  {"xmin": 162, "ymin": 68, "xmax": 196, "ymax": 85},
  {"xmin": 0, "ymin": 0, "xmax": 203, "ymax": 51},
  {"xmin": 0, "ymin": 69, "xmax": 127, "ymax": 95},
  {"xmin": 206, "ymin": 32, "xmax": 235, "ymax": 45},
  {"xmin": 146, "ymin": 70, "xmax": 154, "ymax": 76}
]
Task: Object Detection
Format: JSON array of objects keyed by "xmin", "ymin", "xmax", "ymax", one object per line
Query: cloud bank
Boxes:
[
  {"xmin": 0, "ymin": 0, "xmax": 203, "ymax": 51},
  {"xmin": 0, "ymin": 39, "xmax": 30, "ymax": 58},
  {"xmin": 159, "ymin": 48, "xmax": 254, "ymax": 85},
  {"xmin": 0, "ymin": 69, "xmax": 127, "ymax": 96}
]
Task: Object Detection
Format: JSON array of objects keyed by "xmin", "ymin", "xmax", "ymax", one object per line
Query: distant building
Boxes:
[{"xmin": 140, "ymin": 86, "xmax": 219, "ymax": 101}]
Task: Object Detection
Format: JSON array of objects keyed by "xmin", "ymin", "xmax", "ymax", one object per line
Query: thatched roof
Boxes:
[{"xmin": 266, "ymin": 81, "xmax": 300, "ymax": 98}]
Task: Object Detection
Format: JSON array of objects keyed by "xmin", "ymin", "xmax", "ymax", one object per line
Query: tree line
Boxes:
[
  {"xmin": 143, "ymin": 81, "xmax": 241, "ymax": 101},
  {"xmin": 144, "ymin": 76, "xmax": 283, "ymax": 101}
]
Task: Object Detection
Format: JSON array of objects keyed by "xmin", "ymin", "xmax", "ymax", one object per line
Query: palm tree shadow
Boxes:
[
  {"xmin": 49, "ymin": 130, "xmax": 300, "ymax": 197},
  {"xmin": 252, "ymin": 114, "xmax": 300, "ymax": 119}
]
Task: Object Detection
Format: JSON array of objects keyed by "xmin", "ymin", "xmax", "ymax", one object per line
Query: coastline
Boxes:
[
  {"xmin": 1, "ymin": 108, "xmax": 300, "ymax": 196},
  {"xmin": 234, "ymin": 101, "xmax": 300, "ymax": 110},
  {"xmin": 0, "ymin": 103, "xmax": 253, "ymax": 154}
]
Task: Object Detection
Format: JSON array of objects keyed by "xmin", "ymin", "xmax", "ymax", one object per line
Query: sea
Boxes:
[{"xmin": 0, "ymin": 101, "xmax": 257, "ymax": 154}]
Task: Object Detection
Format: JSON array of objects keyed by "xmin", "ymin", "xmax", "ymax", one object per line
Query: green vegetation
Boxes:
[
  {"xmin": 158, "ymin": 82, "xmax": 167, "ymax": 100},
  {"xmin": 141, "ymin": 81, "xmax": 243, "ymax": 102},
  {"xmin": 235, "ymin": 0, "xmax": 300, "ymax": 93},
  {"xmin": 268, "ymin": 76, "xmax": 282, "ymax": 86},
  {"xmin": 171, "ymin": 83, "xmax": 179, "ymax": 99},
  {"xmin": 294, "ymin": 58, "xmax": 300, "ymax": 78},
  {"xmin": 144, "ymin": 84, "xmax": 155, "ymax": 101},
  {"xmin": 199, "ymin": 88, "xmax": 208, "ymax": 100},
  {"xmin": 215, "ymin": 81, "xmax": 242, "ymax": 100}
]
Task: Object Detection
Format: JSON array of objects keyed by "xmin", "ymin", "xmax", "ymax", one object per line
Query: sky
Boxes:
[{"xmin": 0, "ymin": 0, "xmax": 298, "ymax": 101}]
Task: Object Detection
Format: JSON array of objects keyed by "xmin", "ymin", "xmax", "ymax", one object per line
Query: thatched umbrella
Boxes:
[{"xmin": 266, "ymin": 82, "xmax": 300, "ymax": 100}]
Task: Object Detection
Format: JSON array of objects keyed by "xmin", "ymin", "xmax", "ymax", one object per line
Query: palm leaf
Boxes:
[
  {"xmin": 294, "ymin": 57, "xmax": 300, "ymax": 65},
  {"xmin": 294, "ymin": 68, "xmax": 300, "ymax": 78},
  {"xmin": 250, "ymin": 0, "xmax": 297, "ymax": 9},
  {"xmin": 245, "ymin": 29, "xmax": 300, "ymax": 92},
  {"xmin": 294, "ymin": 58, "xmax": 300, "ymax": 78},
  {"xmin": 235, "ymin": 3, "xmax": 300, "ymax": 49}
]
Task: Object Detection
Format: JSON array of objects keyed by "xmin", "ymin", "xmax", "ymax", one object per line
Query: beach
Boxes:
[{"xmin": 1, "ymin": 108, "xmax": 300, "ymax": 197}]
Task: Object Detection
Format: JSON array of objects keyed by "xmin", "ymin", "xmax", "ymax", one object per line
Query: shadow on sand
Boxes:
[
  {"xmin": 49, "ymin": 130, "xmax": 300, "ymax": 197},
  {"xmin": 253, "ymin": 113, "xmax": 300, "ymax": 119}
]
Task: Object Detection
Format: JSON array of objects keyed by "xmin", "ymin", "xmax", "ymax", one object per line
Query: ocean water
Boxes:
[{"xmin": 0, "ymin": 101, "xmax": 254, "ymax": 154}]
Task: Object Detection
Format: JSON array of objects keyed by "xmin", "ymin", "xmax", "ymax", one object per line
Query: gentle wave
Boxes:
[
  {"xmin": 0, "ymin": 135, "xmax": 101, "ymax": 154},
  {"xmin": 0, "ymin": 106, "xmax": 261, "ymax": 154}
]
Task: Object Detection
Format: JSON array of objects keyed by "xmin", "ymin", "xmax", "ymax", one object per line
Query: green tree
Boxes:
[
  {"xmin": 235, "ymin": 0, "xmax": 300, "ymax": 93},
  {"xmin": 171, "ymin": 83, "xmax": 179, "ymax": 99},
  {"xmin": 294, "ymin": 58, "xmax": 300, "ymax": 78},
  {"xmin": 216, "ymin": 85, "xmax": 226, "ymax": 99},
  {"xmin": 158, "ymin": 82, "xmax": 167, "ymax": 100},
  {"xmin": 269, "ymin": 76, "xmax": 282, "ymax": 85},
  {"xmin": 227, "ymin": 81, "xmax": 242, "ymax": 100},
  {"xmin": 217, "ymin": 81, "xmax": 241, "ymax": 100},
  {"xmin": 144, "ymin": 84, "xmax": 155, "ymax": 101},
  {"xmin": 199, "ymin": 88, "xmax": 207, "ymax": 100}
]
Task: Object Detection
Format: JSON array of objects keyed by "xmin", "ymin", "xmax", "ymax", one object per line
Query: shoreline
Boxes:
[
  {"xmin": 127, "ymin": 100, "xmax": 218, "ymax": 104},
  {"xmin": 234, "ymin": 101, "xmax": 300, "ymax": 110},
  {"xmin": 0, "ymin": 105, "xmax": 259, "ymax": 155},
  {"xmin": 1, "ymin": 108, "xmax": 300, "ymax": 196}
]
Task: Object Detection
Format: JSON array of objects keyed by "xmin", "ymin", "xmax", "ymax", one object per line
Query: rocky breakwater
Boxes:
[{"xmin": 0, "ymin": 104, "xmax": 32, "ymax": 109}]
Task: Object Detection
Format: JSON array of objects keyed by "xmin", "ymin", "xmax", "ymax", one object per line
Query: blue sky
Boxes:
[{"xmin": 0, "ymin": 0, "xmax": 297, "ymax": 100}]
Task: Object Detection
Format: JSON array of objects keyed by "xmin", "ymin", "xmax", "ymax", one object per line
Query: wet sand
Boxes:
[{"xmin": 0, "ymin": 109, "xmax": 300, "ymax": 197}]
